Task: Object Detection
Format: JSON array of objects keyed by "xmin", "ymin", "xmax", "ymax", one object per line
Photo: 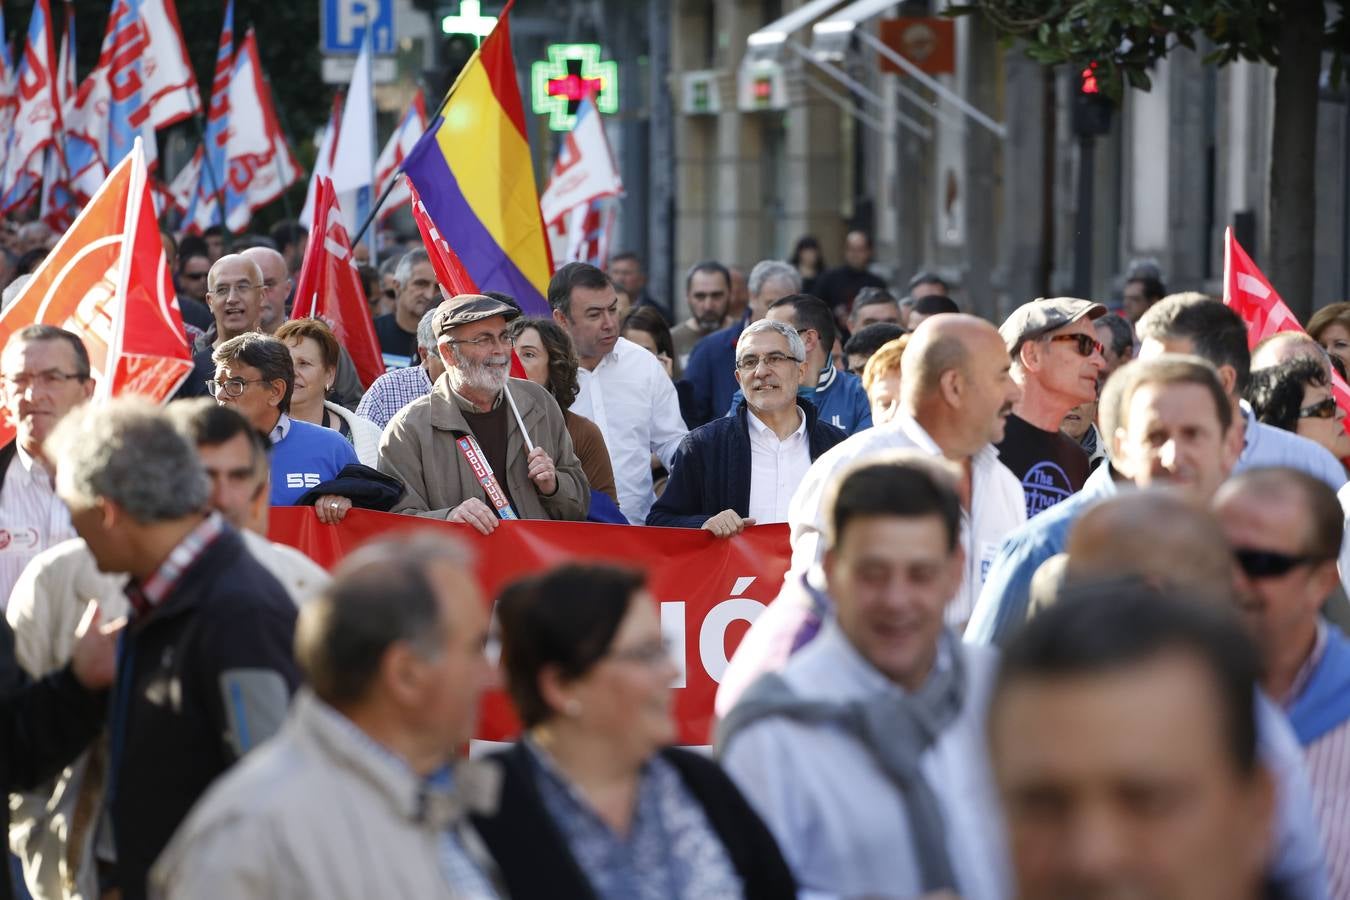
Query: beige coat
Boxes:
[
  {"xmin": 379, "ymin": 376, "xmax": 589, "ymax": 521},
  {"xmin": 150, "ymin": 690, "xmax": 503, "ymax": 900}
]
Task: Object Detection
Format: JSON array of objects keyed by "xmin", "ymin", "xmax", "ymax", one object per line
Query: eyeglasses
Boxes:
[
  {"xmin": 736, "ymin": 352, "xmax": 802, "ymax": 372},
  {"xmin": 208, "ymin": 282, "xmax": 260, "ymax": 302},
  {"xmin": 607, "ymin": 638, "xmax": 672, "ymax": 667},
  {"xmin": 1047, "ymin": 333, "xmax": 1105, "ymax": 357},
  {"xmin": 442, "ymin": 331, "xmax": 513, "ymax": 350},
  {"xmin": 206, "ymin": 378, "xmax": 267, "ymax": 398},
  {"xmin": 1234, "ymin": 548, "xmax": 1328, "ymax": 579},
  {"xmin": 1298, "ymin": 397, "xmax": 1338, "ymax": 420},
  {"xmin": 2, "ymin": 370, "xmax": 86, "ymax": 392}
]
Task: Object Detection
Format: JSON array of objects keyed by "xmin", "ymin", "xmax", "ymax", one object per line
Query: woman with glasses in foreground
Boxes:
[{"xmin": 473, "ymin": 564, "xmax": 796, "ymax": 900}]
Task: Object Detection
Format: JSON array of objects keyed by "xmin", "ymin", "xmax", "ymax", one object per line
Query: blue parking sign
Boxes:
[{"xmin": 321, "ymin": 0, "xmax": 394, "ymax": 55}]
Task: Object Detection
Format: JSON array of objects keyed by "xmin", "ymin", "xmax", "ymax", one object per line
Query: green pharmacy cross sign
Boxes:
[{"xmin": 530, "ymin": 43, "xmax": 618, "ymax": 131}]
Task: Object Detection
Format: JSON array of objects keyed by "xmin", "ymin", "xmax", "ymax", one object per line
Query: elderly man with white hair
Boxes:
[
  {"xmin": 648, "ymin": 319, "xmax": 847, "ymax": 534},
  {"xmin": 684, "ymin": 259, "xmax": 803, "ymax": 427},
  {"xmin": 379, "ymin": 293, "xmax": 589, "ymax": 531}
]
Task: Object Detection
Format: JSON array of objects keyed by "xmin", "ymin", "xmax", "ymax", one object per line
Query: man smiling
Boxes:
[
  {"xmin": 647, "ymin": 319, "xmax": 846, "ymax": 533},
  {"xmin": 380, "ymin": 294, "xmax": 589, "ymax": 531}
]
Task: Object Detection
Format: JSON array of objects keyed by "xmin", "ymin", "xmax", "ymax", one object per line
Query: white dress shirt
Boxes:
[
  {"xmin": 720, "ymin": 622, "xmax": 1011, "ymax": 900},
  {"xmin": 0, "ymin": 446, "xmax": 76, "ymax": 609},
  {"xmin": 571, "ymin": 336, "xmax": 687, "ymax": 524},
  {"xmin": 746, "ymin": 407, "xmax": 810, "ymax": 525}
]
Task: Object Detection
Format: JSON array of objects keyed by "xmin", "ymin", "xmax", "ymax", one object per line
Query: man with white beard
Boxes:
[{"xmin": 378, "ymin": 294, "xmax": 590, "ymax": 531}]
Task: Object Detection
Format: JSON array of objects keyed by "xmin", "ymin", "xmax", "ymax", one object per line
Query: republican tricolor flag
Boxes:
[
  {"xmin": 0, "ymin": 139, "xmax": 192, "ymax": 446},
  {"xmin": 401, "ymin": 0, "xmax": 553, "ymax": 315}
]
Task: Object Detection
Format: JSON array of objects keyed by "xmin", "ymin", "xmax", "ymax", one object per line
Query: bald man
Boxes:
[
  {"xmin": 245, "ymin": 246, "xmax": 365, "ymax": 409},
  {"xmin": 718, "ymin": 314, "xmax": 1026, "ymax": 714},
  {"xmin": 176, "ymin": 254, "xmax": 265, "ymax": 399},
  {"xmin": 1251, "ymin": 331, "xmax": 1335, "ymax": 376}
]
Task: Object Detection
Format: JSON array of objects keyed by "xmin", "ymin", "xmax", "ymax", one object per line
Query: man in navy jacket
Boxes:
[{"xmin": 649, "ymin": 319, "xmax": 846, "ymax": 534}]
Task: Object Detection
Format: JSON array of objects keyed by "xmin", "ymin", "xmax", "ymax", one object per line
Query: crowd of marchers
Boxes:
[{"xmin": 0, "ymin": 219, "xmax": 1346, "ymax": 899}]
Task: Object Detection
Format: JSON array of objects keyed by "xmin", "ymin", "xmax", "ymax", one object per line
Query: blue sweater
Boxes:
[
  {"xmin": 647, "ymin": 399, "xmax": 846, "ymax": 527},
  {"xmin": 269, "ymin": 418, "xmax": 360, "ymax": 506}
]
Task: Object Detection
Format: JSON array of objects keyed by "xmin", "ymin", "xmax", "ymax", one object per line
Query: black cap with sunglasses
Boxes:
[{"xmin": 1000, "ymin": 297, "xmax": 1108, "ymax": 358}]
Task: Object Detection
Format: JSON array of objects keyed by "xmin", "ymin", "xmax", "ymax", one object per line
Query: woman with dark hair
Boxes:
[
  {"xmin": 474, "ymin": 564, "xmax": 797, "ymax": 900},
  {"xmin": 509, "ymin": 317, "xmax": 618, "ymax": 505},
  {"xmin": 1246, "ymin": 356, "xmax": 1350, "ymax": 463},
  {"xmin": 789, "ymin": 235, "xmax": 825, "ymax": 295},
  {"xmin": 619, "ymin": 307, "xmax": 677, "ymax": 378}
]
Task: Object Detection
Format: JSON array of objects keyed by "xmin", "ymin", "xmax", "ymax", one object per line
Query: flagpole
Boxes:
[
  {"xmin": 190, "ymin": 111, "xmax": 231, "ymax": 237},
  {"xmin": 349, "ymin": 0, "xmax": 515, "ymax": 250}
]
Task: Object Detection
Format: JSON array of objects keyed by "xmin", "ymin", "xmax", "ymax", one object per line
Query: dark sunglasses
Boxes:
[
  {"xmin": 1298, "ymin": 397, "xmax": 1337, "ymax": 420},
  {"xmin": 1047, "ymin": 333, "xmax": 1104, "ymax": 357},
  {"xmin": 1234, "ymin": 548, "xmax": 1328, "ymax": 579}
]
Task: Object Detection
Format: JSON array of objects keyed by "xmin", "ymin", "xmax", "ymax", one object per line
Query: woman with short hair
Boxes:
[{"xmin": 474, "ymin": 564, "xmax": 797, "ymax": 900}]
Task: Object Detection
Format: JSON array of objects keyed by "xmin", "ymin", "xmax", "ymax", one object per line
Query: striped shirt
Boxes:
[
  {"xmin": 356, "ymin": 364, "xmax": 432, "ymax": 430},
  {"xmin": 0, "ymin": 446, "xmax": 76, "ymax": 609},
  {"xmin": 1288, "ymin": 623, "xmax": 1350, "ymax": 898}
]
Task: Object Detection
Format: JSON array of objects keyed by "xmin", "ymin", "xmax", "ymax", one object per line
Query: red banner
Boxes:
[{"xmin": 269, "ymin": 508, "xmax": 791, "ymax": 745}]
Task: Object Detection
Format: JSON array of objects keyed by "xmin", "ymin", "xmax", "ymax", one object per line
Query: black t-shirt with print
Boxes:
[{"xmin": 996, "ymin": 413, "xmax": 1091, "ymax": 519}]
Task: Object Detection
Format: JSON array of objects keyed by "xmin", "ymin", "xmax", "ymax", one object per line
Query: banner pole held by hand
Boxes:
[{"xmin": 503, "ymin": 382, "xmax": 535, "ymax": 453}]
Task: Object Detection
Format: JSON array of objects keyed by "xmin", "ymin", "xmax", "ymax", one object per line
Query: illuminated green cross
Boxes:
[
  {"xmin": 441, "ymin": 0, "xmax": 497, "ymax": 45},
  {"xmin": 530, "ymin": 43, "xmax": 618, "ymax": 131}
]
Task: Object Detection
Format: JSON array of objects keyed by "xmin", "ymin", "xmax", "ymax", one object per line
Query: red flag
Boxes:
[
  {"xmin": 1222, "ymin": 227, "xmax": 1350, "ymax": 418},
  {"xmin": 0, "ymin": 139, "xmax": 192, "ymax": 446},
  {"xmin": 291, "ymin": 176, "xmax": 385, "ymax": 388},
  {"xmin": 407, "ymin": 178, "xmax": 479, "ymax": 296}
]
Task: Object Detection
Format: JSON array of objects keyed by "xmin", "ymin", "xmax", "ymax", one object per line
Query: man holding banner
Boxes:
[{"xmin": 379, "ymin": 294, "xmax": 589, "ymax": 531}]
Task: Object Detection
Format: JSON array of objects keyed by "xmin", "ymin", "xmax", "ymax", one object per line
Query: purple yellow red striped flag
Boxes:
[{"xmin": 401, "ymin": 0, "xmax": 553, "ymax": 315}]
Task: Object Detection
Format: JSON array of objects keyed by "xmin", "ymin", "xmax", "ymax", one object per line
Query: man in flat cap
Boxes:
[
  {"xmin": 997, "ymin": 297, "xmax": 1107, "ymax": 518},
  {"xmin": 378, "ymin": 294, "xmax": 589, "ymax": 532}
]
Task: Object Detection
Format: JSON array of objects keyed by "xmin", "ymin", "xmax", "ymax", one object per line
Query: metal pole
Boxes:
[
  {"xmin": 1073, "ymin": 134, "xmax": 1095, "ymax": 297},
  {"xmin": 190, "ymin": 112, "xmax": 231, "ymax": 236},
  {"xmin": 647, "ymin": 0, "xmax": 673, "ymax": 310}
]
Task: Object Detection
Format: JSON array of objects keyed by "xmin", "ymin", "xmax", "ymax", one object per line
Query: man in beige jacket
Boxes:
[
  {"xmin": 379, "ymin": 294, "xmax": 589, "ymax": 531},
  {"xmin": 6, "ymin": 402, "xmax": 327, "ymax": 900},
  {"xmin": 151, "ymin": 534, "xmax": 503, "ymax": 899}
]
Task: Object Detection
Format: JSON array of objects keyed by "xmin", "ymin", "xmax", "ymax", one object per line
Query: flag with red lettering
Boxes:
[
  {"xmin": 539, "ymin": 99, "xmax": 622, "ymax": 269},
  {"xmin": 408, "ymin": 179, "xmax": 480, "ymax": 296},
  {"xmin": 0, "ymin": 139, "xmax": 192, "ymax": 446},
  {"xmin": 0, "ymin": 5, "xmax": 14, "ymax": 181},
  {"xmin": 132, "ymin": 0, "xmax": 200, "ymax": 129},
  {"xmin": 1222, "ymin": 227, "xmax": 1350, "ymax": 417},
  {"xmin": 291, "ymin": 176, "xmax": 385, "ymax": 388},
  {"xmin": 374, "ymin": 89, "xmax": 427, "ymax": 221},
  {"xmin": 181, "ymin": 0, "xmax": 233, "ymax": 232},
  {"xmin": 1, "ymin": 0, "xmax": 61, "ymax": 215}
]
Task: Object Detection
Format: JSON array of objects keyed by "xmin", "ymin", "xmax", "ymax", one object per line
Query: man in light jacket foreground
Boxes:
[{"xmin": 151, "ymin": 534, "xmax": 504, "ymax": 899}]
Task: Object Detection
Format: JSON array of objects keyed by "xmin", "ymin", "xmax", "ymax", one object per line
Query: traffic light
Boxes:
[{"xmin": 1072, "ymin": 61, "xmax": 1114, "ymax": 138}]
